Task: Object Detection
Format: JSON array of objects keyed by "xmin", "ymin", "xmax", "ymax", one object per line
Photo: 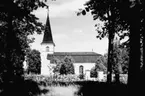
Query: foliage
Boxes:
[
  {"xmin": 118, "ymin": 47, "xmax": 129, "ymax": 74},
  {"xmin": 51, "ymin": 57, "xmax": 61, "ymax": 64},
  {"xmin": 104, "ymin": 44, "xmax": 129, "ymax": 74},
  {"xmin": 77, "ymin": 0, "xmax": 132, "ymax": 83},
  {"xmin": 90, "ymin": 67, "xmax": 98, "ymax": 78},
  {"xmin": 0, "ymin": 0, "xmax": 47, "ymax": 85},
  {"xmin": 62, "ymin": 56, "xmax": 75, "ymax": 75},
  {"xmin": 95, "ymin": 56, "xmax": 107, "ymax": 72},
  {"xmin": 24, "ymin": 74, "xmax": 80, "ymax": 86},
  {"xmin": 78, "ymin": 0, "xmax": 130, "ymax": 40},
  {"xmin": 112, "ymin": 39, "xmax": 123, "ymax": 74},
  {"xmin": 90, "ymin": 56, "xmax": 107, "ymax": 78},
  {"xmin": 53, "ymin": 56, "xmax": 75, "ymax": 75},
  {"xmin": 79, "ymin": 74, "xmax": 85, "ymax": 79},
  {"xmin": 26, "ymin": 49, "xmax": 41, "ymax": 74},
  {"xmin": 53, "ymin": 58, "xmax": 62, "ymax": 74}
]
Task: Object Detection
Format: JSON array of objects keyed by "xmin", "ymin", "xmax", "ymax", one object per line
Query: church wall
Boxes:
[
  {"xmin": 40, "ymin": 52, "xmax": 51, "ymax": 75},
  {"xmin": 73, "ymin": 63, "xmax": 95, "ymax": 76}
]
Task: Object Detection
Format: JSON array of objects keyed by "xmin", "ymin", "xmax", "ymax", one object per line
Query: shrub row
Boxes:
[
  {"xmin": 24, "ymin": 74, "xmax": 82, "ymax": 86},
  {"xmin": 24, "ymin": 74, "xmax": 128, "ymax": 85}
]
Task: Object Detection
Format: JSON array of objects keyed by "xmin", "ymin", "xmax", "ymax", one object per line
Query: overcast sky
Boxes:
[{"xmin": 30, "ymin": 0, "xmax": 108, "ymax": 55}]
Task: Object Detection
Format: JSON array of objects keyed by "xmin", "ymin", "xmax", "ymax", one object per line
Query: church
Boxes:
[{"xmin": 40, "ymin": 9, "xmax": 102, "ymax": 79}]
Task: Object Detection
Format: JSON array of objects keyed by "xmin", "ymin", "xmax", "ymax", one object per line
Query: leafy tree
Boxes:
[
  {"xmin": 26, "ymin": 49, "xmax": 41, "ymax": 74},
  {"xmin": 0, "ymin": 0, "xmax": 47, "ymax": 86},
  {"xmin": 90, "ymin": 67, "xmax": 98, "ymax": 78},
  {"xmin": 62, "ymin": 56, "xmax": 75, "ymax": 75},
  {"xmin": 90, "ymin": 56, "xmax": 107, "ymax": 78},
  {"xmin": 53, "ymin": 57, "xmax": 62, "ymax": 74},
  {"xmin": 95, "ymin": 56, "xmax": 107, "ymax": 72},
  {"xmin": 53, "ymin": 56, "xmax": 75, "ymax": 75},
  {"xmin": 79, "ymin": 1, "xmax": 144, "ymax": 89},
  {"xmin": 118, "ymin": 47, "xmax": 129, "ymax": 74},
  {"xmin": 78, "ymin": 0, "xmax": 130, "ymax": 83},
  {"xmin": 104, "ymin": 45, "xmax": 129, "ymax": 74},
  {"xmin": 112, "ymin": 37, "xmax": 123, "ymax": 83},
  {"xmin": 59, "ymin": 63, "xmax": 67, "ymax": 75},
  {"xmin": 51, "ymin": 57, "xmax": 61, "ymax": 65}
]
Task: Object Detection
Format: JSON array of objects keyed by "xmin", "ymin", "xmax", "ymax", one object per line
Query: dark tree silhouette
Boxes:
[
  {"xmin": 26, "ymin": 49, "xmax": 41, "ymax": 74},
  {"xmin": 79, "ymin": 0, "xmax": 144, "ymax": 95},
  {"xmin": 53, "ymin": 56, "xmax": 75, "ymax": 75},
  {"xmin": 78, "ymin": 0, "xmax": 129, "ymax": 83},
  {"xmin": 0, "ymin": 0, "xmax": 47, "ymax": 95}
]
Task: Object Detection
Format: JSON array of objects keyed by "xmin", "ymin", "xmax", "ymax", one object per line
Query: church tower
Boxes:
[
  {"xmin": 41, "ymin": 8, "xmax": 55, "ymax": 53},
  {"xmin": 40, "ymin": 8, "xmax": 55, "ymax": 75}
]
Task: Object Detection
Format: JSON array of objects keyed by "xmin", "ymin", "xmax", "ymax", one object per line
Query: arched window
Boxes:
[
  {"xmin": 79, "ymin": 65, "xmax": 84, "ymax": 75},
  {"xmin": 46, "ymin": 46, "xmax": 49, "ymax": 52}
]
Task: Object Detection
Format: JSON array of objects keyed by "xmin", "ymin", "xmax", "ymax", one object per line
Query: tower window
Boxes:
[{"xmin": 46, "ymin": 46, "xmax": 49, "ymax": 52}]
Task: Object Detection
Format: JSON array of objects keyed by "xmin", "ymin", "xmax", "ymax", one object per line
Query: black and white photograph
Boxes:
[{"xmin": 0, "ymin": 0, "xmax": 144, "ymax": 96}]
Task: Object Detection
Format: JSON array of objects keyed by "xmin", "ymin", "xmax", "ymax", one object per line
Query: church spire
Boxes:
[{"xmin": 41, "ymin": 7, "xmax": 55, "ymax": 45}]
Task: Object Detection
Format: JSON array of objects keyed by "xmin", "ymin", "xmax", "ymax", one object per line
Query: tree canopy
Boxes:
[
  {"xmin": 90, "ymin": 56, "xmax": 107, "ymax": 78},
  {"xmin": 26, "ymin": 49, "xmax": 41, "ymax": 74},
  {"xmin": 0, "ymin": 0, "xmax": 47, "ymax": 84},
  {"xmin": 78, "ymin": 0, "xmax": 144, "ymax": 84},
  {"xmin": 53, "ymin": 56, "xmax": 75, "ymax": 75}
]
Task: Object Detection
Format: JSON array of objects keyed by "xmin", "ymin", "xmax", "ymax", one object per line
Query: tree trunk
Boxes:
[
  {"xmin": 107, "ymin": 5, "xmax": 116, "ymax": 83},
  {"xmin": 127, "ymin": 4, "xmax": 141, "ymax": 95},
  {"xmin": 107, "ymin": 27, "xmax": 115, "ymax": 83},
  {"xmin": 114, "ymin": 73, "xmax": 120, "ymax": 83}
]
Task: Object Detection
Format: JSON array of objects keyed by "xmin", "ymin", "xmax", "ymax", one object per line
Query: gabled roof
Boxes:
[{"xmin": 47, "ymin": 52, "xmax": 102, "ymax": 63}]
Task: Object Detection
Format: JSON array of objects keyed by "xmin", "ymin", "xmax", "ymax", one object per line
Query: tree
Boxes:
[
  {"xmin": 53, "ymin": 57, "xmax": 62, "ymax": 74},
  {"xmin": 90, "ymin": 67, "xmax": 98, "ymax": 78},
  {"xmin": 112, "ymin": 37, "xmax": 123, "ymax": 83},
  {"xmin": 90, "ymin": 56, "xmax": 107, "ymax": 78},
  {"xmin": 95, "ymin": 56, "xmax": 107, "ymax": 72},
  {"xmin": 104, "ymin": 43, "xmax": 129, "ymax": 75},
  {"xmin": 0, "ymin": 0, "xmax": 47, "ymax": 88},
  {"xmin": 78, "ymin": 0, "xmax": 130, "ymax": 83},
  {"xmin": 53, "ymin": 56, "xmax": 75, "ymax": 75},
  {"xmin": 62, "ymin": 56, "xmax": 75, "ymax": 75},
  {"xmin": 79, "ymin": 1, "xmax": 144, "ymax": 89},
  {"xmin": 26, "ymin": 49, "xmax": 41, "ymax": 74}
]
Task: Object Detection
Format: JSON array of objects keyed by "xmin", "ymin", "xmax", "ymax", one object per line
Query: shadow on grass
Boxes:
[
  {"xmin": 0, "ymin": 79, "xmax": 128, "ymax": 96},
  {"xmin": 75, "ymin": 81, "xmax": 128, "ymax": 96},
  {"xmin": 0, "ymin": 78, "xmax": 49, "ymax": 96}
]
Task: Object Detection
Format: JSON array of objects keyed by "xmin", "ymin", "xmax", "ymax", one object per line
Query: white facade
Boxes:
[
  {"xmin": 98, "ymin": 71, "xmax": 106, "ymax": 81},
  {"xmin": 40, "ymin": 43, "xmax": 54, "ymax": 76},
  {"xmin": 73, "ymin": 63, "xmax": 95, "ymax": 79}
]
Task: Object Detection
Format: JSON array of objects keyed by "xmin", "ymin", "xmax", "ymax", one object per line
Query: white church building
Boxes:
[{"xmin": 39, "ymin": 9, "xmax": 103, "ymax": 80}]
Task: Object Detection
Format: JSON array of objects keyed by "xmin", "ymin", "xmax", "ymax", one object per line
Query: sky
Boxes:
[{"xmin": 30, "ymin": 0, "xmax": 108, "ymax": 55}]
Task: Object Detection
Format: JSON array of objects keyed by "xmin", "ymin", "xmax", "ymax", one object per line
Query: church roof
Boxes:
[
  {"xmin": 41, "ymin": 9, "xmax": 55, "ymax": 45},
  {"xmin": 47, "ymin": 52, "xmax": 102, "ymax": 63}
]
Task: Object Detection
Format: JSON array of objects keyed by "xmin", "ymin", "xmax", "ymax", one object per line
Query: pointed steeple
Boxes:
[{"xmin": 41, "ymin": 7, "xmax": 55, "ymax": 46}]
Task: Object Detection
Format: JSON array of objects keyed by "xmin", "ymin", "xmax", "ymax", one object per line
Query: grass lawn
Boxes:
[
  {"xmin": 0, "ymin": 76, "xmax": 128, "ymax": 96},
  {"xmin": 38, "ymin": 81, "xmax": 128, "ymax": 96}
]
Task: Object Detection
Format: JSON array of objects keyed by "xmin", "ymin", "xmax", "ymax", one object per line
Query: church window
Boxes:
[{"xmin": 79, "ymin": 65, "xmax": 84, "ymax": 75}]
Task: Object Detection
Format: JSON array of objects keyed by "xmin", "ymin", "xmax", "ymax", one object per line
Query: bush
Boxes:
[
  {"xmin": 26, "ymin": 49, "xmax": 41, "ymax": 74},
  {"xmin": 24, "ymin": 74, "xmax": 81, "ymax": 86},
  {"xmin": 90, "ymin": 67, "xmax": 98, "ymax": 78},
  {"xmin": 53, "ymin": 56, "xmax": 75, "ymax": 75},
  {"xmin": 79, "ymin": 74, "xmax": 85, "ymax": 79}
]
